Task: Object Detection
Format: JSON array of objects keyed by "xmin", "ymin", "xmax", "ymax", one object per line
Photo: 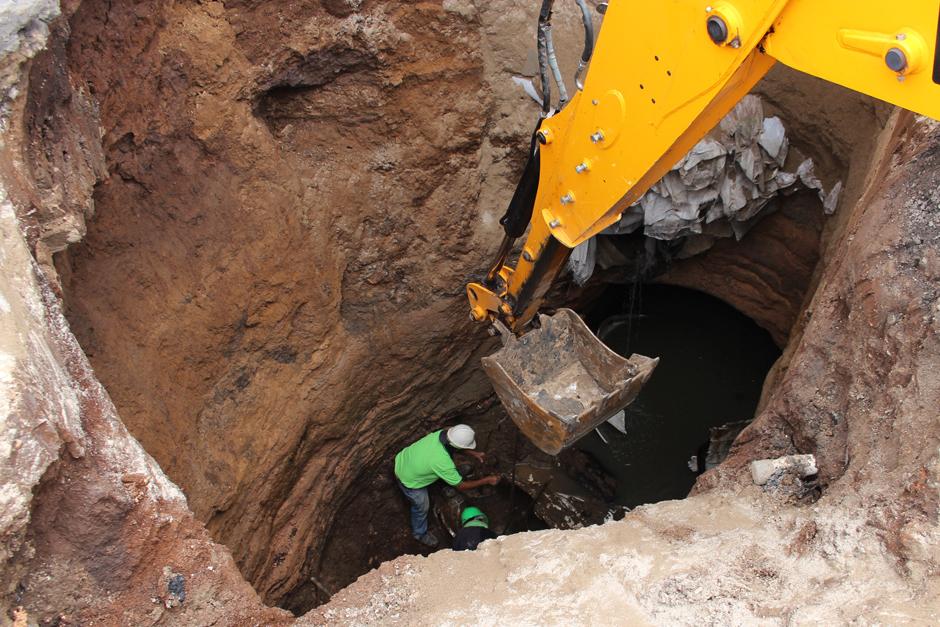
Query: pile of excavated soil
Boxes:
[{"xmin": 306, "ymin": 495, "xmax": 938, "ymax": 625}]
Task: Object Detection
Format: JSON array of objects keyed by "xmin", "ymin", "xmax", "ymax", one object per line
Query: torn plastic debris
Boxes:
[
  {"xmin": 567, "ymin": 95, "xmax": 843, "ymax": 285},
  {"xmin": 758, "ymin": 116, "xmax": 788, "ymax": 166},
  {"xmin": 512, "ymin": 75, "xmax": 544, "ymax": 107},
  {"xmin": 569, "ymin": 237, "xmax": 596, "ymax": 286},
  {"xmin": 606, "ymin": 409, "xmax": 626, "ymax": 435},
  {"xmin": 797, "ymin": 159, "xmax": 842, "ymax": 214},
  {"xmin": 688, "ymin": 419, "xmax": 751, "ymax": 473}
]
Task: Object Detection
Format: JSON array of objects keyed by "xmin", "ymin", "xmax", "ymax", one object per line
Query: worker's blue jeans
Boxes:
[{"xmin": 396, "ymin": 479, "xmax": 430, "ymax": 538}]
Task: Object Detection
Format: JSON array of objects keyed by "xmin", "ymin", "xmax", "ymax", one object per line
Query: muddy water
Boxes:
[{"xmin": 579, "ymin": 284, "xmax": 780, "ymax": 507}]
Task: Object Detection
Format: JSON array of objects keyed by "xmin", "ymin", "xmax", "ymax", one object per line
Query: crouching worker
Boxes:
[
  {"xmin": 394, "ymin": 424, "xmax": 500, "ymax": 547},
  {"xmin": 453, "ymin": 506, "xmax": 496, "ymax": 551}
]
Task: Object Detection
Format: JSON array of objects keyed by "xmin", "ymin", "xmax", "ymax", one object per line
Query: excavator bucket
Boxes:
[{"xmin": 482, "ymin": 309, "xmax": 658, "ymax": 455}]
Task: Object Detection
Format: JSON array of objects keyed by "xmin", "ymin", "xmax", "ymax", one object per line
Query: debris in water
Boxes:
[
  {"xmin": 507, "ymin": 446, "xmax": 624, "ymax": 530},
  {"xmin": 689, "ymin": 419, "xmax": 752, "ymax": 473}
]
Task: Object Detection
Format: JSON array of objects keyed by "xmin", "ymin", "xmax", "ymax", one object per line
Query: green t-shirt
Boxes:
[{"xmin": 394, "ymin": 430, "xmax": 463, "ymax": 489}]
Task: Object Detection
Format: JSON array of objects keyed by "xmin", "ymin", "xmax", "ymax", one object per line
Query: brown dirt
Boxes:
[
  {"xmin": 32, "ymin": 0, "xmax": 606, "ymax": 609},
  {"xmin": 2, "ymin": 0, "xmax": 609, "ymax": 618},
  {"xmin": 50, "ymin": 0, "xmax": 510, "ymax": 605},
  {"xmin": 700, "ymin": 111, "xmax": 940, "ymax": 497},
  {"xmin": 0, "ymin": 186, "xmax": 288, "ymax": 625},
  {"xmin": 3, "ymin": 0, "xmax": 936, "ymax": 624}
]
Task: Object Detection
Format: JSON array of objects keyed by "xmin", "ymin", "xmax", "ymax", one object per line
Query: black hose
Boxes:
[
  {"xmin": 573, "ymin": 0, "xmax": 594, "ymax": 90},
  {"xmin": 484, "ymin": 235, "xmax": 514, "ymax": 285},
  {"xmin": 536, "ymin": 0, "xmax": 555, "ymax": 115},
  {"xmin": 497, "ymin": 118, "xmax": 543, "ymax": 240},
  {"xmin": 574, "ymin": 0, "xmax": 594, "ymax": 64}
]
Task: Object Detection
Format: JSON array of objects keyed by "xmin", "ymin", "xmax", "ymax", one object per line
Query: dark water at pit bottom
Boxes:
[{"xmin": 578, "ymin": 284, "xmax": 781, "ymax": 508}]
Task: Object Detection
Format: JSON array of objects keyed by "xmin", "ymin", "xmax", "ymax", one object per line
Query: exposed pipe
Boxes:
[{"xmin": 573, "ymin": 0, "xmax": 595, "ymax": 90}]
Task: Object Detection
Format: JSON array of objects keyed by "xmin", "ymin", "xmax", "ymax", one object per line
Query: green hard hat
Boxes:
[{"xmin": 461, "ymin": 506, "xmax": 489, "ymax": 527}]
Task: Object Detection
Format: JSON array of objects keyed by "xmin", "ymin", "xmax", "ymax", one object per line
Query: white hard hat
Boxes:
[{"xmin": 446, "ymin": 424, "xmax": 476, "ymax": 449}]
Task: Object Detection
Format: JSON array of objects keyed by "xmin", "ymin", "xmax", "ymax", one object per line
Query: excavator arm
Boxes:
[
  {"xmin": 468, "ymin": 0, "xmax": 940, "ymax": 455},
  {"xmin": 469, "ymin": 0, "xmax": 940, "ymax": 331}
]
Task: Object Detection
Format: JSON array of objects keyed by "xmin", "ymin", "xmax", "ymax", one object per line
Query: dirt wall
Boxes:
[
  {"xmin": 705, "ymin": 111, "xmax": 940, "ymax": 499},
  {"xmin": 0, "ymin": 137, "xmax": 288, "ymax": 626},
  {"xmin": 3, "ymin": 0, "xmax": 928, "ymax": 623},
  {"xmin": 43, "ymin": 0, "xmax": 595, "ymax": 604}
]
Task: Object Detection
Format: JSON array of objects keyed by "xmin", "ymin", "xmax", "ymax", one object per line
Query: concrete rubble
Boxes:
[{"xmin": 750, "ymin": 454, "xmax": 818, "ymax": 486}]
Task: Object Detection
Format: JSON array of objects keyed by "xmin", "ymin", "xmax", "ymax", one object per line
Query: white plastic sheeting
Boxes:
[
  {"xmin": 568, "ymin": 236, "xmax": 596, "ymax": 285},
  {"xmin": 568, "ymin": 96, "xmax": 841, "ymax": 284}
]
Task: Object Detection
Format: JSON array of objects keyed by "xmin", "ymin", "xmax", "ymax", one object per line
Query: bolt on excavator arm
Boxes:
[{"xmin": 468, "ymin": 0, "xmax": 940, "ymax": 454}]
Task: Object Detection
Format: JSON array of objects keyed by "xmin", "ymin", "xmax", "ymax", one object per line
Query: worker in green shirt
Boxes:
[
  {"xmin": 453, "ymin": 506, "xmax": 497, "ymax": 551},
  {"xmin": 394, "ymin": 424, "xmax": 500, "ymax": 547}
]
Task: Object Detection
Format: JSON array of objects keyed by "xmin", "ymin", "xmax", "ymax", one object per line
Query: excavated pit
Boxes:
[
  {"xmin": 5, "ymin": 0, "xmax": 934, "ymax": 624},
  {"xmin": 283, "ymin": 284, "xmax": 782, "ymax": 614},
  {"xmin": 579, "ymin": 284, "xmax": 782, "ymax": 507},
  {"xmin": 52, "ymin": 0, "xmax": 880, "ymax": 606}
]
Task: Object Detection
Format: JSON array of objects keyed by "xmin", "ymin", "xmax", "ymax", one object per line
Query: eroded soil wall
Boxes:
[{"xmin": 47, "ymin": 0, "xmax": 550, "ymax": 603}]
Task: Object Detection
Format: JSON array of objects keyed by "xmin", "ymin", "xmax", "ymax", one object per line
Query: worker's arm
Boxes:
[
  {"xmin": 468, "ymin": 0, "xmax": 940, "ymax": 332},
  {"xmin": 456, "ymin": 475, "xmax": 500, "ymax": 491},
  {"xmin": 459, "ymin": 450, "xmax": 486, "ymax": 463}
]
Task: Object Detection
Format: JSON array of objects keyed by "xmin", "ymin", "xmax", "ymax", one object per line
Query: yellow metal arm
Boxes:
[
  {"xmin": 765, "ymin": 0, "xmax": 940, "ymax": 115},
  {"xmin": 469, "ymin": 0, "xmax": 940, "ymax": 332}
]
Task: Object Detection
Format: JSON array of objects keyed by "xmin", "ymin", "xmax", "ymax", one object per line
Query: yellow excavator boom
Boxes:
[
  {"xmin": 470, "ymin": 0, "xmax": 940, "ymax": 330},
  {"xmin": 468, "ymin": 0, "xmax": 940, "ymax": 454}
]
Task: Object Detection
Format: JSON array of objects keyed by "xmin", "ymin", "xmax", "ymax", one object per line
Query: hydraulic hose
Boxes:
[
  {"xmin": 573, "ymin": 0, "xmax": 595, "ymax": 90},
  {"xmin": 484, "ymin": 235, "xmax": 514, "ymax": 285},
  {"xmin": 536, "ymin": 0, "xmax": 555, "ymax": 116},
  {"xmin": 545, "ymin": 29, "xmax": 569, "ymax": 107},
  {"xmin": 489, "ymin": 118, "xmax": 545, "ymax": 282},
  {"xmin": 490, "ymin": 1, "xmax": 593, "ymax": 286}
]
